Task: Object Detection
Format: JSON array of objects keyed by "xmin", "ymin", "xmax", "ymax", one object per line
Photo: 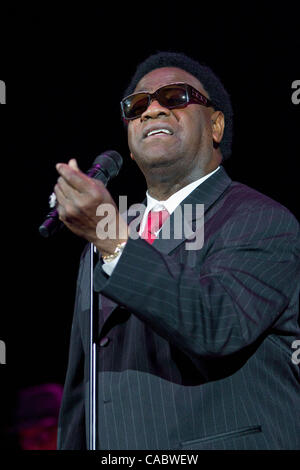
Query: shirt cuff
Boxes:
[
  {"xmin": 101, "ymin": 252, "xmax": 122, "ymax": 276},
  {"xmin": 101, "ymin": 242, "xmax": 127, "ymax": 276}
]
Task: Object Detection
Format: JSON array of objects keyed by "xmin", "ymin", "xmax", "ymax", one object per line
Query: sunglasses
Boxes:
[{"xmin": 120, "ymin": 82, "xmax": 214, "ymax": 121}]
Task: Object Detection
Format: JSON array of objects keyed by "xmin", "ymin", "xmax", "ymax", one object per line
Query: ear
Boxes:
[
  {"xmin": 130, "ymin": 152, "xmax": 135, "ymax": 161},
  {"xmin": 211, "ymin": 110, "xmax": 225, "ymax": 145}
]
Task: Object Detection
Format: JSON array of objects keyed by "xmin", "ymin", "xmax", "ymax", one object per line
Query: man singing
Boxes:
[{"xmin": 56, "ymin": 52, "xmax": 300, "ymax": 450}]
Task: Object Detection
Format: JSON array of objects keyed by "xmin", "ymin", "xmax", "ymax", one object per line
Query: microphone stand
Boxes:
[{"xmin": 89, "ymin": 242, "xmax": 98, "ymax": 450}]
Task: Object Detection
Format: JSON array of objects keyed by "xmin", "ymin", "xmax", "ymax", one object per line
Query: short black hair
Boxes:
[{"xmin": 122, "ymin": 51, "xmax": 233, "ymax": 160}]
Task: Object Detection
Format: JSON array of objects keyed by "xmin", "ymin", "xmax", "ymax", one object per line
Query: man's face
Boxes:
[{"xmin": 127, "ymin": 67, "xmax": 219, "ymax": 184}]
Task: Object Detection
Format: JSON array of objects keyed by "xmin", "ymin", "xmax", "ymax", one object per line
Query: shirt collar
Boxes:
[{"xmin": 145, "ymin": 166, "xmax": 220, "ymax": 214}]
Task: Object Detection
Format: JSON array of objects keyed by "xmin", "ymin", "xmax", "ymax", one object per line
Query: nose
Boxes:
[{"xmin": 140, "ymin": 99, "xmax": 171, "ymax": 121}]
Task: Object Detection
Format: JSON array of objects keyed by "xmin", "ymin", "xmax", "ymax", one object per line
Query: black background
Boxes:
[{"xmin": 0, "ymin": 2, "xmax": 299, "ymax": 448}]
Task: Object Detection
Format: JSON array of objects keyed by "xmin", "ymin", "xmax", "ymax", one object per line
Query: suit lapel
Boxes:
[{"xmin": 152, "ymin": 166, "xmax": 232, "ymax": 254}]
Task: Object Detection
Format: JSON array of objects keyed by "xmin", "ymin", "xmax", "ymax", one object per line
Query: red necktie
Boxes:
[{"xmin": 140, "ymin": 209, "xmax": 170, "ymax": 244}]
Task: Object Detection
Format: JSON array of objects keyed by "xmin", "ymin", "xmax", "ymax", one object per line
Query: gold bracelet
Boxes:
[{"xmin": 102, "ymin": 242, "xmax": 127, "ymax": 262}]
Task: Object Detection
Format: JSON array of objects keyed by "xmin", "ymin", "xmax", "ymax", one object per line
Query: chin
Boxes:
[
  {"xmin": 144, "ymin": 145, "xmax": 182, "ymax": 164},
  {"xmin": 145, "ymin": 154, "xmax": 181, "ymax": 171}
]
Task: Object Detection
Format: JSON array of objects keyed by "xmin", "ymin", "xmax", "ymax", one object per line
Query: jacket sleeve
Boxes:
[
  {"xmin": 57, "ymin": 252, "xmax": 86, "ymax": 450},
  {"xmin": 93, "ymin": 203, "xmax": 300, "ymax": 359}
]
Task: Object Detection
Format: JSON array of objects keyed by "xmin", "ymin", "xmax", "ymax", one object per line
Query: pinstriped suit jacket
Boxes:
[{"xmin": 57, "ymin": 166, "xmax": 300, "ymax": 450}]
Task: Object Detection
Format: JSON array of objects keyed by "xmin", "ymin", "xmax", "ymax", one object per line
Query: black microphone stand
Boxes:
[{"xmin": 89, "ymin": 242, "xmax": 98, "ymax": 450}]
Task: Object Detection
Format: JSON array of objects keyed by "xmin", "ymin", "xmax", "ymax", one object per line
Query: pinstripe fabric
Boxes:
[{"xmin": 57, "ymin": 166, "xmax": 300, "ymax": 450}]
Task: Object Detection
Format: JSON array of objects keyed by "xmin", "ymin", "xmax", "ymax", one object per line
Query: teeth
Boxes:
[{"xmin": 147, "ymin": 128, "xmax": 172, "ymax": 137}]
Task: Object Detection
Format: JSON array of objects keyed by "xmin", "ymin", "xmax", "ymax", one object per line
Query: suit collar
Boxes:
[
  {"xmin": 127, "ymin": 165, "xmax": 232, "ymax": 254},
  {"xmin": 174, "ymin": 165, "xmax": 231, "ymax": 209},
  {"xmin": 144, "ymin": 166, "xmax": 221, "ymax": 216}
]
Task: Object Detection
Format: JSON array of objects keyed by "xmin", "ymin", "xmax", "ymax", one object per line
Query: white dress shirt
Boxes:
[{"xmin": 102, "ymin": 166, "xmax": 220, "ymax": 276}]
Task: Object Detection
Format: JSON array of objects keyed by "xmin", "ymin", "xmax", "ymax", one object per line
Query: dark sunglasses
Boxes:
[{"xmin": 120, "ymin": 82, "xmax": 214, "ymax": 121}]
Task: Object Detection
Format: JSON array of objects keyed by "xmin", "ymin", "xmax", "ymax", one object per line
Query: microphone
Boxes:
[{"xmin": 39, "ymin": 150, "xmax": 123, "ymax": 238}]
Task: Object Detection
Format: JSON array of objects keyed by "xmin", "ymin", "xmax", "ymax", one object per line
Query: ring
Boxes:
[{"xmin": 49, "ymin": 192, "xmax": 57, "ymax": 208}]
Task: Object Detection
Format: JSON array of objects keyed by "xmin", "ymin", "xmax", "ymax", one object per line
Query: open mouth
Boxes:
[{"xmin": 145, "ymin": 128, "xmax": 173, "ymax": 138}]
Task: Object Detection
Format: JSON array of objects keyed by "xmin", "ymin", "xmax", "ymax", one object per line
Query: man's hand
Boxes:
[{"xmin": 54, "ymin": 159, "xmax": 128, "ymax": 255}]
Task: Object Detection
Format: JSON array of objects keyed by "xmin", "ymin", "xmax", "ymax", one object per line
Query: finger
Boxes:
[
  {"xmin": 54, "ymin": 184, "xmax": 69, "ymax": 222},
  {"xmin": 56, "ymin": 175, "xmax": 80, "ymax": 200},
  {"xmin": 54, "ymin": 183, "xmax": 69, "ymax": 208},
  {"xmin": 56, "ymin": 163, "xmax": 90, "ymax": 193},
  {"xmin": 68, "ymin": 158, "xmax": 80, "ymax": 171},
  {"xmin": 55, "ymin": 183, "xmax": 82, "ymax": 224}
]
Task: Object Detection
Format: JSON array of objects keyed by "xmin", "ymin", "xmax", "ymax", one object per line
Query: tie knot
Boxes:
[
  {"xmin": 141, "ymin": 208, "xmax": 169, "ymax": 244},
  {"xmin": 148, "ymin": 209, "xmax": 169, "ymax": 234}
]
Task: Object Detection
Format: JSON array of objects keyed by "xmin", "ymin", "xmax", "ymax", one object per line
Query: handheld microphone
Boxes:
[{"xmin": 39, "ymin": 150, "xmax": 123, "ymax": 238}]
